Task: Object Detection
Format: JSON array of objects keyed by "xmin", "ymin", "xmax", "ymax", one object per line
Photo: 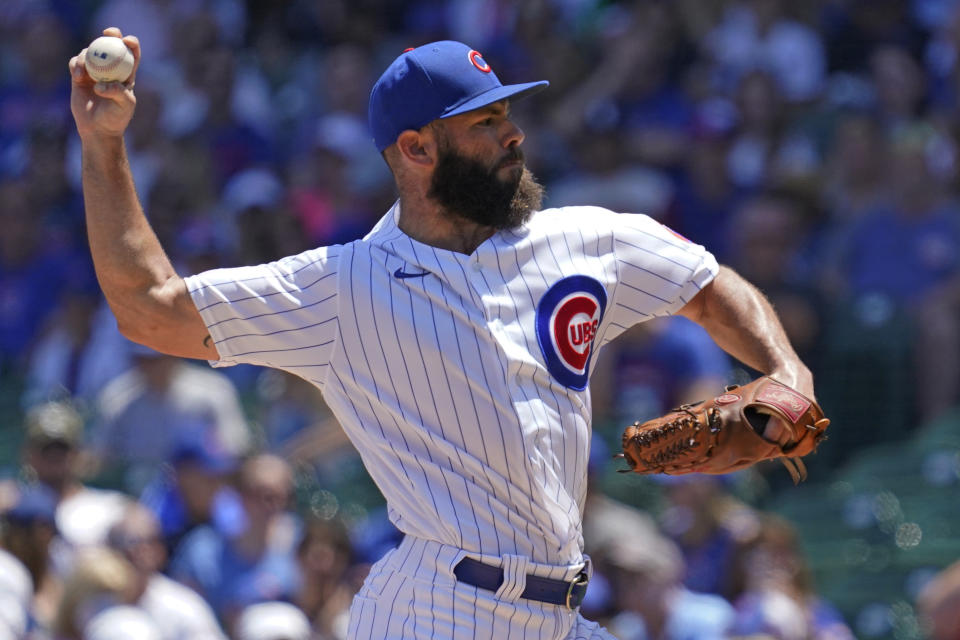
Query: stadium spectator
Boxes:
[
  {"xmin": 138, "ymin": 431, "xmax": 241, "ymax": 555},
  {"xmin": 724, "ymin": 193, "xmax": 824, "ymax": 363},
  {"xmin": 705, "ymin": 0, "xmax": 826, "ymax": 102},
  {"xmin": 106, "ymin": 502, "xmax": 227, "ymax": 640},
  {"xmin": 169, "ymin": 454, "xmax": 301, "ymax": 628},
  {"xmin": 295, "ymin": 517, "xmax": 361, "ymax": 640},
  {"xmin": 823, "ymin": 121, "xmax": 960, "ymax": 304},
  {"xmin": 656, "ymin": 474, "xmax": 760, "ymax": 597},
  {"xmin": 21, "ymin": 263, "xmax": 129, "ymax": 411},
  {"xmin": 595, "ymin": 497, "xmax": 735, "ymax": 640},
  {"xmin": 20, "ymin": 401, "xmax": 130, "ymax": 575},
  {"xmin": 52, "ymin": 547, "xmax": 136, "ymax": 640},
  {"xmin": 91, "ymin": 345, "xmax": 251, "ymax": 493},
  {"xmin": 0, "ymin": 180, "xmax": 75, "ymax": 374},
  {"xmin": 820, "ymin": 112, "xmax": 888, "ymax": 226},
  {"xmin": 0, "ymin": 486, "xmax": 58, "ymax": 633},
  {"xmin": 726, "ymin": 514, "xmax": 855, "ymax": 640}
]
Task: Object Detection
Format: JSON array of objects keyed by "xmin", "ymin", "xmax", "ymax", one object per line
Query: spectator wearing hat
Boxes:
[
  {"xmin": 106, "ymin": 502, "xmax": 227, "ymax": 640},
  {"xmin": 169, "ymin": 454, "xmax": 301, "ymax": 628},
  {"xmin": 138, "ymin": 428, "xmax": 241, "ymax": 555},
  {"xmin": 20, "ymin": 401, "xmax": 130, "ymax": 576}
]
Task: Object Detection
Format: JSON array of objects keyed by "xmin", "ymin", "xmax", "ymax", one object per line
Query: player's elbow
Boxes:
[
  {"xmin": 113, "ymin": 306, "xmax": 162, "ymax": 348},
  {"xmin": 107, "ymin": 288, "xmax": 176, "ymax": 351}
]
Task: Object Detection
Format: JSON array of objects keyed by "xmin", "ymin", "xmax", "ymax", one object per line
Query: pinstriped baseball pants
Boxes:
[{"xmin": 346, "ymin": 535, "xmax": 617, "ymax": 640}]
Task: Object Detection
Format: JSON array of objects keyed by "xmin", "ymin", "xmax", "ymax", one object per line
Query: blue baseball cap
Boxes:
[{"xmin": 368, "ymin": 41, "xmax": 549, "ymax": 152}]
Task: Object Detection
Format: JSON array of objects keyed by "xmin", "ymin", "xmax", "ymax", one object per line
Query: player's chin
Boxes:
[
  {"xmin": 498, "ymin": 156, "xmax": 523, "ymax": 170},
  {"xmin": 497, "ymin": 162, "xmax": 524, "ymax": 183}
]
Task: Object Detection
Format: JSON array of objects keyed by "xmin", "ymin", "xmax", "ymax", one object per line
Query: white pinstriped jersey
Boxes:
[{"xmin": 185, "ymin": 203, "xmax": 718, "ymax": 567}]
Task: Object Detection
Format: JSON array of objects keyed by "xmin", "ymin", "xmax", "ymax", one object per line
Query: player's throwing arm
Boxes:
[{"xmin": 69, "ymin": 28, "xmax": 219, "ymax": 361}]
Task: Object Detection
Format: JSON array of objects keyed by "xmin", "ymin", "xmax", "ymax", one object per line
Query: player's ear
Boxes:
[{"xmin": 395, "ymin": 130, "xmax": 435, "ymax": 168}]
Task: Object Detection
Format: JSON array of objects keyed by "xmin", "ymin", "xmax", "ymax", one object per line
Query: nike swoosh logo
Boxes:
[{"xmin": 393, "ymin": 268, "xmax": 431, "ymax": 279}]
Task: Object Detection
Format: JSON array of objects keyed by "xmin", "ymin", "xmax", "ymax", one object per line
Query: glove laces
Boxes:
[{"xmin": 622, "ymin": 405, "xmax": 721, "ymax": 472}]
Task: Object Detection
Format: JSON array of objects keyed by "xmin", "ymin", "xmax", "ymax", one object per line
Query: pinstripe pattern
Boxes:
[
  {"xmin": 345, "ymin": 536, "xmax": 615, "ymax": 640},
  {"xmin": 185, "ymin": 203, "xmax": 719, "ymax": 639}
]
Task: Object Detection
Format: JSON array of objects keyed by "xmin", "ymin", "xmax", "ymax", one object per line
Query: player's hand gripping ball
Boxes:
[
  {"xmin": 619, "ymin": 376, "xmax": 830, "ymax": 483},
  {"xmin": 84, "ymin": 36, "xmax": 134, "ymax": 83}
]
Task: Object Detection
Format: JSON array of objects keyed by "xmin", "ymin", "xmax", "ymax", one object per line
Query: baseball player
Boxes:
[{"xmin": 70, "ymin": 29, "xmax": 815, "ymax": 640}]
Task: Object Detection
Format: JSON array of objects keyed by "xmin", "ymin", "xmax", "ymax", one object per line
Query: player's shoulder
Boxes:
[
  {"xmin": 524, "ymin": 205, "xmax": 661, "ymax": 237},
  {"xmin": 529, "ymin": 205, "xmax": 620, "ymax": 225}
]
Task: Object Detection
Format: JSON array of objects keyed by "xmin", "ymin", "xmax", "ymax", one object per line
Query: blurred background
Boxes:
[{"xmin": 2, "ymin": 0, "xmax": 960, "ymax": 638}]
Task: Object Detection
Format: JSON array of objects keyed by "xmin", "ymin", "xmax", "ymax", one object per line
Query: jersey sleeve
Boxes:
[
  {"xmin": 606, "ymin": 212, "xmax": 719, "ymax": 332},
  {"xmin": 184, "ymin": 246, "xmax": 342, "ymax": 375}
]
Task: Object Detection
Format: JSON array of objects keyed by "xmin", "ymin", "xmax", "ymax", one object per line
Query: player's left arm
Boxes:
[{"xmin": 677, "ymin": 265, "xmax": 814, "ymax": 443}]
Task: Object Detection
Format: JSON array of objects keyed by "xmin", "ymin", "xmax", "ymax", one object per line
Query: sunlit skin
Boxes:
[{"xmin": 388, "ymin": 101, "xmax": 526, "ymax": 255}]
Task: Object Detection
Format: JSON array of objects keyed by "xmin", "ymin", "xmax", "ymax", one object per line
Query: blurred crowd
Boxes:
[{"xmin": 3, "ymin": 0, "xmax": 960, "ymax": 638}]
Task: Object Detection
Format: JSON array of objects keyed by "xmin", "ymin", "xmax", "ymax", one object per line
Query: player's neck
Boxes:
[{"xmin": 396, "ymin": 195, "xmax": 495, "ymax": 255}]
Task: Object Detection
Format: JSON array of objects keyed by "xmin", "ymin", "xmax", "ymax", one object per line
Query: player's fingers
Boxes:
[
  {"xmin": 122, "ymin": 35, "xmax": 141, "ymax": 83},
  {"xmin": 762, "ymin": 417, "xmax": 794, "ymax": 448},
  {"xmin": 70, "ymin": 50, "xmax": 93, "ymax": 85},
  {"xmin": 92, "ymin": 80, "xmax": 132, "ymax": 102},
  {"xmin": 102, "ymin": 26, "xmax": 123, "ymax": 38}
]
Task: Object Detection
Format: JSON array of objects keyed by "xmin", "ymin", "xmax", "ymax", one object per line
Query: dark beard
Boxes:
[{"xmin": 428, "ymin": 142, "xmax": 544, "ymax": 230}]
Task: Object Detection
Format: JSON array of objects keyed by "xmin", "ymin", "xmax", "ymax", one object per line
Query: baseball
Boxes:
[{"xmin": 85, "ymin": 36, "xmax": 134, "ymax": 83}]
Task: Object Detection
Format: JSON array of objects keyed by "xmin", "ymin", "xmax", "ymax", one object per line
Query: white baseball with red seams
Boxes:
[{"xmin": 85, "ymin": 36, "xmax": 134, "ymax": 83}]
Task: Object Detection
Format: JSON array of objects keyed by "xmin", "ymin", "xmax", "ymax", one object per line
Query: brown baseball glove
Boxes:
[{"xmin": 618, "ymin": 376, "xmax": 830, "ymax": 483}]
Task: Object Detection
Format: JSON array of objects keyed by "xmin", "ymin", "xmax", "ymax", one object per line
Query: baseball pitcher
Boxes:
[{"xmin": 70, "ymin": 29, "xmax": 823, "ymax": 640}]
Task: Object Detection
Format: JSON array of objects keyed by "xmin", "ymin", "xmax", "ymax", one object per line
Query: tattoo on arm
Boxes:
[{"xmin": 203, "ymin": 334, "xmax": 212, "ymax": 348}]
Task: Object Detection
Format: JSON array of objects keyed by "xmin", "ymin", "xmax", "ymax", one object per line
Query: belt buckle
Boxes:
[{"xmin": 564, "ymin": 571, "xmax": 589, "ymax": 610}]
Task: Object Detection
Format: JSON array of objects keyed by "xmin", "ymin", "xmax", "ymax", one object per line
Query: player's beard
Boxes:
[{"xmin": 428, "ymin": 140, "xmax": 544, "ymax": 230}]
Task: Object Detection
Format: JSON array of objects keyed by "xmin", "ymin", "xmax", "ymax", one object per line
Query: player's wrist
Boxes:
[
  {"xmin": 80, "ymin": 134, "xmax": 129, "ymax": 171},
  {"xmin": 81, "ymin": 132, "xmax": 126, "ymax": 150},
  {"xmin": 769, "ymin": 362, "xmax": 814, "ymax": 398}
]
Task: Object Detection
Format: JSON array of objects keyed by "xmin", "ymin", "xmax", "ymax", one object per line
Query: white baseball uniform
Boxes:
[{"xmin": 185, "ymin": 203, "xmax": 718, "ymax": 640}]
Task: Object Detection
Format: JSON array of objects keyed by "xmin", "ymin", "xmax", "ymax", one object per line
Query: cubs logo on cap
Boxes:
[
  {"xmin": 536, "ymin": 275, "xmax": 607, "ymax": 390},
  {"xmin": 368, "ymin": 40, "xmax": 549, "ymax": 151},
  {"xmin": 468, "ymin": 50, "xmax": 492, "ymax": 72}
]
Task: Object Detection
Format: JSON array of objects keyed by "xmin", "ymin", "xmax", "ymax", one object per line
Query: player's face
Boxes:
[
  {"xmin": 427, "ymin": 102, "xmax": 544, "ymax": 229},
  {"xmin": 441, "ymin": 101, "xmax": 525, "ymax": 173}
]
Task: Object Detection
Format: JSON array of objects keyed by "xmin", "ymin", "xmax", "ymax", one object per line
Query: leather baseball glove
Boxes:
[{"xmin": 618, "ymin": 376, "xmax": 830, "ymax": 483}]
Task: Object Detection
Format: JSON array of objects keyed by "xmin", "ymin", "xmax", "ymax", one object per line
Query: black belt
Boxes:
[{"xmin": 453, "ymin": 557, "xmax": 589, "ymax": 609}]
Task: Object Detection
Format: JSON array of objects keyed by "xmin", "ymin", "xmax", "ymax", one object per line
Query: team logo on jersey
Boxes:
[{"xmin": 535, "ymin": 275, "xmax": 607, "ymax": 390}]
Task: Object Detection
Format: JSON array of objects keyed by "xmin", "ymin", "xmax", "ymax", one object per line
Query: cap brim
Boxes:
[{"xmin": 442, "ymin": 80, "xmax": 549, "ymax": 119}]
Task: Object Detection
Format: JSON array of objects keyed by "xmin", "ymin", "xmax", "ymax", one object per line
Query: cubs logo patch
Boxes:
[{"xmin": 535, "ymin": 275, "xmax": 607, "ymax": 390}]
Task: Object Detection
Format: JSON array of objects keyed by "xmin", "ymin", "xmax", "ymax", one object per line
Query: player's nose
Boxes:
[{"xmin": 502, "ymin": 118, "xmax": 525, "ymax": 149}]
